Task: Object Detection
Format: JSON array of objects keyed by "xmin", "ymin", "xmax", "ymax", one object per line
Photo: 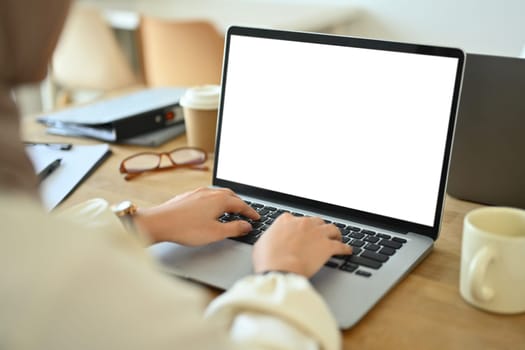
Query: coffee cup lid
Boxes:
[{"xmin": 180, "ymin": 85, "xmax": 220, "ymax": 110}]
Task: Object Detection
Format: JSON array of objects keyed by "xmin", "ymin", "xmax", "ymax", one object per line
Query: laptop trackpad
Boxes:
[{"xmin": 149, "ymin": 240, "xmax": 253, "ymax": 290}]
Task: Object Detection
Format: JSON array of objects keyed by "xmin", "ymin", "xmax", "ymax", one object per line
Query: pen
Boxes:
[
  {"xmin": 25, "ymin": 142, "xmax": 72, "ymax": 151},
  {"xmin": 38, "ymin": 158, "xmax": 62, "ymax": 183}
]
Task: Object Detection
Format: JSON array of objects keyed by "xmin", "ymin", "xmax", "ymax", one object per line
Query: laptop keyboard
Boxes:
[{"xmin": 220, "ymin": 200, "xmax": 407, "ymax": 277}]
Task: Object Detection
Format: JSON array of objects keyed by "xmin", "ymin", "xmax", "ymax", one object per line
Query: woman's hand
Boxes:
[
  {"xmin": 134, "ymin": 186, "xmax": 351, "ymax": 278},
  {"xmin": 253, "ymin": 213, "xmax": 352, "ymax": 278},
  {"xmin": 134, "ymin": 187, "xmax": 260, "ymax": 246}
]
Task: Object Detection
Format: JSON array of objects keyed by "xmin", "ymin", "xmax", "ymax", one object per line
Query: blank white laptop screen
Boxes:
[{"xmin": 216, "ymin": 35, "xmax": 460, "ymax": 226}]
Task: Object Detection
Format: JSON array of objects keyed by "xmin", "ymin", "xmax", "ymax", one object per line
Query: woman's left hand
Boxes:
[{"xmin": 134, "ymin": 187, "xmax": 260, "ymax": 246}]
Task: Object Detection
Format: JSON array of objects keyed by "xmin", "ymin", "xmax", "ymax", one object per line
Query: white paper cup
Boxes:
[{"xmin": 180, "ymin": 85, "xmax": 220, "ymax": 153}]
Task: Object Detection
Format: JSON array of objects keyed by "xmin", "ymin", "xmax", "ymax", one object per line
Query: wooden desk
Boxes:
[{"xmin": 22, "ymin": 118, "xmax": 525, "ymax": 349}]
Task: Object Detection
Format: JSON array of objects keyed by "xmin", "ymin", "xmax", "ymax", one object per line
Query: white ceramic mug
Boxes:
[{"xmin": 460, "ymin": 207, "xmax": 525, "ymax": 314}]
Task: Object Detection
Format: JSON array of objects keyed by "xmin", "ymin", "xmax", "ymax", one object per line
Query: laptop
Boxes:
[
  {"xmin": 150, "ymin": 26, "xmax": 464, "ymax": 329},
  {"xmin": 447, "ymin": 53, "xmax": 525, "ymax": 209}
]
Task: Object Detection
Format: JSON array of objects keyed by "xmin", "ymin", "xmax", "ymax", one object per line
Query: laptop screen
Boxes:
[{"xmin": 215, "ymin": 28, "xmax": 462, "ymax": 229}]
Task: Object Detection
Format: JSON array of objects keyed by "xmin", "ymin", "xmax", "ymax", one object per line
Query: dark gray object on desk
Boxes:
[{"xmin": 447, "ymin": 53, "xmax": 525, "ymax": 209}]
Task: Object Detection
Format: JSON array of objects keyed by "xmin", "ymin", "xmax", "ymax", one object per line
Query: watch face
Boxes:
[{"xmin": 114, "ymin": 200, "xmax": 132, "ymax": 212}]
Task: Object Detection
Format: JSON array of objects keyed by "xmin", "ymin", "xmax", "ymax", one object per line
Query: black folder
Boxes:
[{"xmin": 38, "ymin": 88, "xmax": 186, "ymax": 142}]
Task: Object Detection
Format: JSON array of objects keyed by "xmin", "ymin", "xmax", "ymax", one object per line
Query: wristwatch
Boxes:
[{"xmin": 111, "ymin": 200, "xmax": 139, "ymax": 234}]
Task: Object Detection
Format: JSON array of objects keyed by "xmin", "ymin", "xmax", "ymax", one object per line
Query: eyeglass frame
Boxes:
[{"xmin": 119, "ymin": 146, "xmax": 208, "ymax": 180}]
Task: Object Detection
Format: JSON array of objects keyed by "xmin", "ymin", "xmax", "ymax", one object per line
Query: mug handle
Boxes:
[{"xmin": 467, "ymin": 246, "xmax": 496, "ymax": 302}]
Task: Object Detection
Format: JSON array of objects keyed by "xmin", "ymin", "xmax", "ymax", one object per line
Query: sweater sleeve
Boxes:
[
  {"xmin": 206, "ymin": 272, "xmax": 341, "ymax": 350},
  {"xmin": 64, "ymin": 198, "xmax": 343, "ymax": 349}
]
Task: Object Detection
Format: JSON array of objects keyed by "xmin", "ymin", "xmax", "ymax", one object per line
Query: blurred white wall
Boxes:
[
  {"xmin": 277, "ymin": 0, "xmax": 525, "ymax": 56},
  {"xmin": 17, "ymin": 0, "xmax": 525, "ymax": 116}
]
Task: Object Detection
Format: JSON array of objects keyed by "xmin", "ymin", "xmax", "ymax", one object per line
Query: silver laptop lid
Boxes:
[{"xmin": 213, "ymin": 27, "xmax": 464, "ymax": 240}]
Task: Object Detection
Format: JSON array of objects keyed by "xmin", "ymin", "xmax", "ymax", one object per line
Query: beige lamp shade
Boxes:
[{"xmin": 52, "ymin": 4, "xmax": 137, "ymax": 91}]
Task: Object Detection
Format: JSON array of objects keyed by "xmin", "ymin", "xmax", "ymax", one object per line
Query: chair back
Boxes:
[{"xmin": 138, "ymin": 17, "xmax": 224, "ymax": 87}]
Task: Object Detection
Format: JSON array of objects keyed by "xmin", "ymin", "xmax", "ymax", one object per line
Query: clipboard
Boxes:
[{"xmin": 26, "ymin": 143, "xmax": 111, "ymax": 210}]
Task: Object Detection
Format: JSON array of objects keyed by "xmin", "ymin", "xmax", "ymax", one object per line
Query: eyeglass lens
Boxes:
[
  {"xmin": 124, "ymin": 154, "xmax": 160, "ymax": 172},
  {"xmin": 169, "ymin": 148, "xmax": 206, "ymax": 164}
]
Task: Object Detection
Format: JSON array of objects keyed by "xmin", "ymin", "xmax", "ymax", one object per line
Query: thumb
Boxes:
[
  {"xmin": 330, "ymin": 241, "xmax": 353, "ymax": 256},
  {"xmin": 218, "ymin": 220, "xmax": 253, "ymax": 238}
]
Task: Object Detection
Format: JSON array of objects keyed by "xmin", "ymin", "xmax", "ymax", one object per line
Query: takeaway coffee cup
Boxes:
[
  {"xmin": 460, "ymin": 206, "xmax": 525, "ymax": 314},
  {"xmin": 180, "ymin": 85, "xmax": 220, "ymax": 153}
]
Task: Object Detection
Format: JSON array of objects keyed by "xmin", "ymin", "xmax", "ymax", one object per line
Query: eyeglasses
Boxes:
[{"xmin": 119, "ymin": 147, "xmax": 208, "ymax": 180}]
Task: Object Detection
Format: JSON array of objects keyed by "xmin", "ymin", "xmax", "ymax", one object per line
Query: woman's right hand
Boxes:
[{"xmin": 252, "ymin": 213, "xmax": 353, "ymax": 278}]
